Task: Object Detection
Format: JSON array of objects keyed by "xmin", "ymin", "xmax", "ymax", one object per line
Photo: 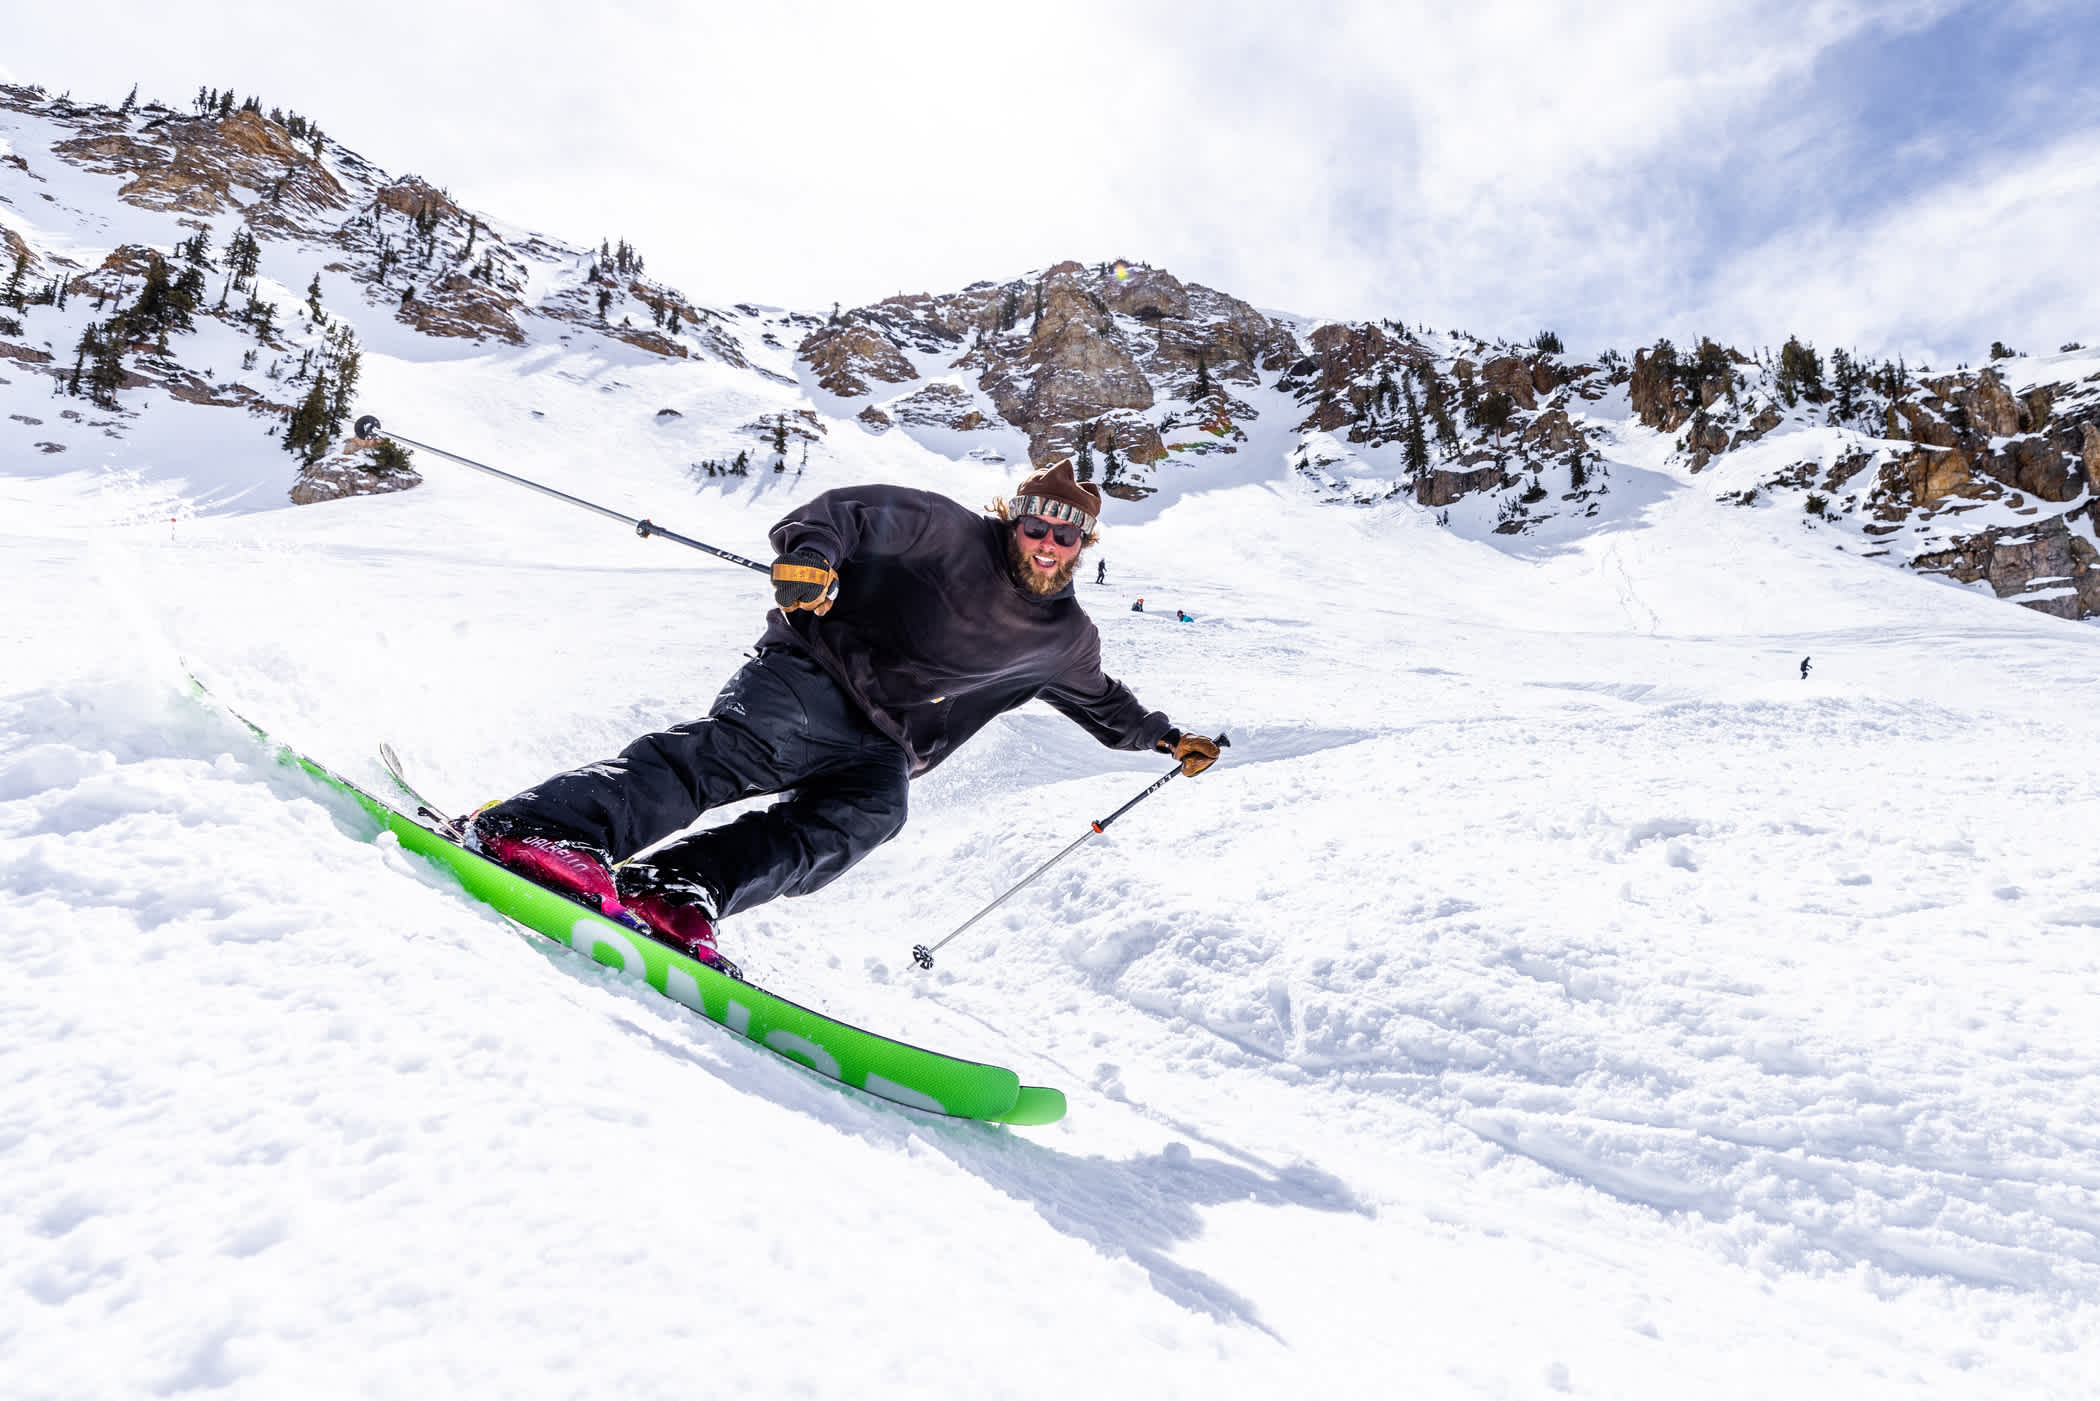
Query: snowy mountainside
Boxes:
[
  {"xmin": 0, "ymin": 83, "xmax": 803, "ymax": 510},
  {"xmin": 9, "ymin": 80, "xmax": 2100, "ymax": 623},
  {"xmin": 6, "ymin": 79, "xmax": 2100, "ymax": 1400}
]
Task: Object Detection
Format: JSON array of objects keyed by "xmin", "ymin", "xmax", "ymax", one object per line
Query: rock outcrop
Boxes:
[
  {"xmin": 1911, "ymin": 512, "xmax": 2100, "ymax": 619},
  {"xmin": 797, "ymin": 260, "xmax": 1298, "ymax": 482}
]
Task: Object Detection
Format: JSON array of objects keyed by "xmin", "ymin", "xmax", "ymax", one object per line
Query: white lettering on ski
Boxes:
[
  {"xmin": 663, "ymin": 962, "xmax": 703, "ymax": 1013},
  {"xmin": 763, "ymin": 1031, "xmax": 841, "ymax": 1080},
  {"xmin": 861, "ymin": 1073, "xmax": 945, "ymax": 1115},
  {"xmin": 570, "ymin": 918, "xmax": 649, "ymax": 979},
  {"xmin": 565, "ymin": 920, "xmax": 907, "ymax": 1103}
]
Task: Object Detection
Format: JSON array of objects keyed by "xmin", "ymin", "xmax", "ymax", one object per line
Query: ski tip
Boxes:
[{"xmin": 998, "ymin": 1085, "xmax": 1067, "ymax": 1126}]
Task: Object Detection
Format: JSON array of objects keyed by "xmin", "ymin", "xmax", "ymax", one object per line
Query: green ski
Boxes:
[{"xmin": 193, "ymin": 679, "xmax": 1067, "ymax": 1126}]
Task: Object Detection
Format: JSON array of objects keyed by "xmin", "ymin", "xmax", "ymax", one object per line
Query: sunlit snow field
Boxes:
[{"xmin": 5, "ymin": 347, "xmax": 2100, "ymax": 1399}]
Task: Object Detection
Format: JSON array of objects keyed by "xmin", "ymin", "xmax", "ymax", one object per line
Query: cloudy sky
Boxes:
[{"xmin": 6, "ymin": 0, "xmax": 2095, "ymax": 364}]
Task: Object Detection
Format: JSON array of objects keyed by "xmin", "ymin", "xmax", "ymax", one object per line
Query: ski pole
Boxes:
[
  {"xmin": 911, "ymin": 734, "xmax": 1229, "ymax": 971},
  {"xmin": 351, "ymin": 415, "xmax": 771, "ymax": 574}
]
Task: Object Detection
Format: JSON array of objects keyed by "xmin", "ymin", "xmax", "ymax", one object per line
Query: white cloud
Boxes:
[
  {"xmin": 1691, "ymin": 129, "xmax": 2100, "ymax": 365},
  {"xmin": 1, "ymin": 0, "xmax": 2083, "ymax": 360}
]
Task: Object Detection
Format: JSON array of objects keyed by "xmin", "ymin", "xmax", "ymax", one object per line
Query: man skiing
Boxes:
[{"xmin": 466, "ymin": 461, "xmax": 1219, "ymax": 968}]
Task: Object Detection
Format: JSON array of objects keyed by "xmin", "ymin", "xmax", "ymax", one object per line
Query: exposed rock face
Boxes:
[
  {"xmin": 1885, "ymin": 369, "xmax": 2087, "ymax": 504},
  {"xmin": 52, "ymin": 106, "xmax": 347, "ymax": 218},
  {"xmin": 802, "ymin": 322, "xmax": 919, "ymax": 397},
  {"xmin": 290, "ymin": 447, "xmax": 422, "ymax": 505},
  {"xmin": 1630, "ymin": 347, "xmax": 1691, "ymax": 432},
  {"xmin": 1912, "ymin": 512, "xmax": 2100, "ymax": 619},
  {"xmin": 1729, "ymin": 404, "xmax": 1782, "ymax": 450},
  {"xmin": 3, "ymin": 82, "xmax": 764, "ymax": 509},
  {"xmin": 798, "ymin": 260, "xmax": 1298, "ymax": 476},
  {"xmin": 987, "ymin": 269, "xmax": 1156, "ymax": 432},
  {"xmin": 890, "ymin": 382, "xmax": 988, "ymax": 432},
  {"xmin": 1682, "ymin": 410, "xmax": 1732, "ymax": 471},
  {"xmin": 1479, "ymin": 354, "xmax": 1539, "ymax": 412},
  {"xmin": 366, "ymin": 179, "xmax": 527, "ymax": 345},
  {"xmin": 1415, "ymin": 461, "xmax": 1510, "ymax": 508}
]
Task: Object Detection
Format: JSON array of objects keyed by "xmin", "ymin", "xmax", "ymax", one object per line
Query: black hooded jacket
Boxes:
[{"xmin": 760, "ymin": 485, "xmax": 1172, "ymax": 776}]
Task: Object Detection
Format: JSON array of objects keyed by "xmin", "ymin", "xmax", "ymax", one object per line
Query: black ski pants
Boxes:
[{"xmin": 479, "ymin": 646, "xmax": 910, "ymax": 918}]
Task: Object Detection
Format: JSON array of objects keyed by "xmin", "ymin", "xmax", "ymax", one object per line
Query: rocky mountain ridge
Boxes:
[{"xmin": 5, "ymin": 81, "xmax": 2096, "ymax": 619}]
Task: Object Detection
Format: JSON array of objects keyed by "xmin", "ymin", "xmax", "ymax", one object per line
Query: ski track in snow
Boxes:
[
  {"xmin": 5, "ymin": 119, "xmax": 2100, "ymax": 1394},
  {"xmin": 9, "ymin": 440, "xmax": 2100, "ymax": 1398}
]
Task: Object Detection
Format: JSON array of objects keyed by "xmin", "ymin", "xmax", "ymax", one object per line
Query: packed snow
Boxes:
[{"xmin": 6, "ymin": 106, "xmax": 2100, "ymax": 1401}]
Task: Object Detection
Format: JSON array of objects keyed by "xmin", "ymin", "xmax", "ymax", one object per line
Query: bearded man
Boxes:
[{"xmin": 466, "ymin": 462, "xmax": 1220, "ymax": 968}]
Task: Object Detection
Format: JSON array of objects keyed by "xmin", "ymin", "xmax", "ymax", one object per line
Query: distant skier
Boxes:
[
  {"xmin": 1800, "ymin": 656, "xmax": 1812, "ymax": 680},
  {"xmin": 1176, "ymin": 609, "xmax": 1191, "ymax": 622},
  {"xmin": 1095, "ymin": 559, "xmax": 1106, "ymax": 584},
  {"xmin": 466, "ymin": 462, "xmax": 1220, "ymax": 966},
  {"xmin": 1131, "ymin": 597, "xmax": 1144, "ymax": 612}
]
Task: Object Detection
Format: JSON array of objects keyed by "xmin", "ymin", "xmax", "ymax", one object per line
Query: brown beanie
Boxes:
[{"xmin": 1010, "ymin": 460, "xmax": 1103, "ymax": 533}]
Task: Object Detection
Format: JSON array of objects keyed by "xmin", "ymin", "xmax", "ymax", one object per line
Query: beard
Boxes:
[{"xmin": 1008, "ymin": 529, "xmax": 1080, "ymax": 596}]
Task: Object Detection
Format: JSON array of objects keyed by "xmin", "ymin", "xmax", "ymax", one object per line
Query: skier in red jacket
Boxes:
[{"xmin": 468, "ymin": 462, "xmax": 1219, "ymax": 967}]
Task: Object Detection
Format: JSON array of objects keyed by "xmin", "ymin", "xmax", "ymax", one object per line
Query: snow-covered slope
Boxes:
[{"xmin": 6, "ymin": 85, "xmax": 2100, "ymax": 1401}]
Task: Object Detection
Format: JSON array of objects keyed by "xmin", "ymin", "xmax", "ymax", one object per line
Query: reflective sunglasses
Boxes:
[{"xmin": 1018, "ymin": 514, "xmax": 1083, "ymax": 549}]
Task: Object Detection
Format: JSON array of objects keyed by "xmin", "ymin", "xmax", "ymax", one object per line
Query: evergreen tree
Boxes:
[
  {"xmin": 1404, "ymin": 398, "xmax": 1429, "ymax": 480},
  {"xmin": 88, "ymin": 319, "xmax": 127, "ymax": 406},
  {"xmin": 69, "ymin": 322, "xmax": 97, "ymax": 396},
  {"xmin": 1101, "ymin": 441, "xmax": 1122, "ymax": 487},
  {"xmin": 168, "ymin": 263, "xmax": 204, "ymax": 332},
  {"xmin": 222, "ymin": 226, "xmax": 260, "ymax": 297},
  {"xmin": 324, "ymin": 323, "xmax": 360, "ymax": 434},
  {"xmin": 1476, "ymin": 391, "xmax": 1514, "ymax": 444},
  {"xmin": 119, "ymin": 84, "xmax": 137, "ymax": 117},
  {"xmin": 369, "ymin": 439, "xmax": 414, "ymax": 475},
  {"xmin": 285, "ymin": 374, "xmax": 333, "ymax": 464},
  {"xmin": 1194, "ymin": 351, "xmax": 1213, "ymax": 403},
  {"xmin": 596, "ymin": 287, "xmax": 613, "ymax": 318},
  {"xmin": 2, "ymin": 248, "xmax": 28, "ymax": 310},
  {"xmin": 1074, "ymin": 423, "xmax": 1095, "ymax": 482},
  {"xmin": 1830, "ymin": 348, "xmax": 1861, "ymax": 422},
  {"xmin": 1776, "ymin": 335, "xmax": 1824, "ymax": 405},
  {"xmin": 305, "ymin": 273, "xmax": 324, "ymax": 321},
  {"xmin": 129, "ymin": 253, "xmax": 177, "ymax": 341},
  {"xmin": 243, "ymin": 294, "xmax": 276, "ymax": 340}
]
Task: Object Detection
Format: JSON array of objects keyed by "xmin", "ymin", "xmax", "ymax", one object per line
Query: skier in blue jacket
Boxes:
[{"xmin": 468, "ymin": 462, "xmax": 1219, "ymax": 966}]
